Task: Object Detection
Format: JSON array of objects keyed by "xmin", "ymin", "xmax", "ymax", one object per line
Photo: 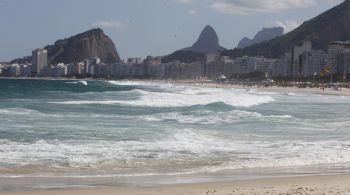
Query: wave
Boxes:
[
  {"xmin": 0, "ymin": 108, "xmax": 41, "ymax": 115},
  {"xmin": 2, "ymin": 129, "xmax": 350, "ymax": 176},
  {"xmin": 142, "ymin": 110, "xmax": 294, "ymax": 125},
  {"xmin": 66, "ymin": 80, "xmax": 88, "ymax": 86},
  {"xmin": 49, "ymin": 87, "xmax": 275, "ymax": 108}
]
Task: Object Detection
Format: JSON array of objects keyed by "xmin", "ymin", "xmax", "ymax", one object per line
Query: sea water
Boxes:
[{"xmin": 1, "ymin": 78, "xmax": 350, "ymax": 190}]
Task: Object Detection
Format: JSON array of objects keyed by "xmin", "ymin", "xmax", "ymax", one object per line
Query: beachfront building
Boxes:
[
  {"xmin": 328, "ymin": 41, "xmax": 350, "ymax": 74},
  {"xmin": 31, "ymin": 48, "xmax": 48, "ymax": 76},
  {"xmin": 337, "ymin": 49, "xmax": 350, "ymax": 80},
  {"xmin": 85, "ymin": 57, "xmax": 101, "ymax": 76},
  {"xmin": 51, "ymin": 63, "xmax": 68, "ymax": 78},
  {"xmin": 20, "ymin": 64, "xmax": 32, "ymax": 77},
  {"xmin": 300, "ymin": 50, "xmax": 328, "ymax": 77},
  {"xmin": 9, "ymin": 64, "xmax": 20, "ymax": 77},
  {"xmin": 291, "ymin": 41, "xmax": 312, "ymax": 77},
  {"xmin": 204, "ymin": 53, "xmax": 220, "ymax": 78}
]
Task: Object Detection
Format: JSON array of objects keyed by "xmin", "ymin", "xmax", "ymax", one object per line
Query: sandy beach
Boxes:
[
  {"xmin": 1, "ymin": 174, "xmax": 350, "ymax": 195},
  {"xmin": 165, "ymin": 80, "xmax": 350, "ymax": 96}
]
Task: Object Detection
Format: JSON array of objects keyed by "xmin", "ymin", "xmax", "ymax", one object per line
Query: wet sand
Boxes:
[{"xmin": 1, "ymin": 174, "xmax": 350, "ymax": 195}]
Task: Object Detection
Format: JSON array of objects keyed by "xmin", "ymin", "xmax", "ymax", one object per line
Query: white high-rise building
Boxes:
[{"xmin": 31, "ymin": 48, "xmax": 48, "ymax": 75}]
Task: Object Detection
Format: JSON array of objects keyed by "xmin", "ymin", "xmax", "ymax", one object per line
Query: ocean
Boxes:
[{"xmin": 1, "ymin": 78, "xmax": 350, "ymax": 190}]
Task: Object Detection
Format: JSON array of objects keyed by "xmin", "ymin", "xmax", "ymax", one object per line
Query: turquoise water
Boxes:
[{"xmin": 1, "ymin": 78, "xmax": 350, "ymax": 189}]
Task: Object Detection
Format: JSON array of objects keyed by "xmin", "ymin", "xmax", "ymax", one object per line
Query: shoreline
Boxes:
[
  {"xmin": 1, "ymin": 173, "xmax": 350, "ymax": 195},
  {"xmin": 160, "ymin": 80, "xmax": 350, "ymax": 96},
  {"xmin": 1, "ymin": 77, "xmax": 350, "ymax": 96}
]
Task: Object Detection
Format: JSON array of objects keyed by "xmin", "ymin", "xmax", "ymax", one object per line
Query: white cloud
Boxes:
[
  {"xmin": 188, "ymin": 9, "xmax": 198, "ymax": 15},
  {"xmin": 92, "ymin": 20, "xmax": 127, "ymax": 29},
  {"xmin": 173, "ymin": 0, "xmax": 193, "ymax": 4},
  {"xmin": 265, "ymin": 20, "xmax": 302, "ymax": 33},
  {"xmin": 211, "ymin": 0, "xmax": 316, "ymax": 15}
]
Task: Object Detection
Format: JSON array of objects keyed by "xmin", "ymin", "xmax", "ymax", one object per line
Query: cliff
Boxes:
[{"xmin": 45, "ymin": 28, "xmax": 121, "ymax": 64}]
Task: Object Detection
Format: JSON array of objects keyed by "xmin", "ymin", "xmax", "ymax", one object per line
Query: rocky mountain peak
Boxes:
[
  {"xmin": 183, "ymin": 25, "xmax": 226, "ymax": 53},
  {"xmin": 45, "ymin": 28, "xmax": 121, "ymax": 64},
  {"xmin": 237, "ymin": 27, "xmax": 284, "ymax": 49}
]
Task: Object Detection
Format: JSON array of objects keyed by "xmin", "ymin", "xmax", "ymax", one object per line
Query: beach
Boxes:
[
  {"xmin": 1, "ymin": 78, "xmax": 350, "ymax": 194},
  {"xmin": 1, "ymin": 174, "xmax": 350, "ymax": 195},
  {"xmin": 164, "ymin": 80, "xmax": 350, "ymax": 97}
]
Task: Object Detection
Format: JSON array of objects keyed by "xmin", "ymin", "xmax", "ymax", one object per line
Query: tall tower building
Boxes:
[{"xmin": 31, "ymin": 48, "xmax": 48, "ymax": 75}]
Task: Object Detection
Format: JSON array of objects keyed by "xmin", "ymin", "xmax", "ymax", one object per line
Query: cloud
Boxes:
[
  {"xmin": 265, "ymin": 20, "xmax": 302, "ymax": 33},
  {"xmin": 211, "ymin": 0, "xmax": 316, "ymax": 15},
  {"xmin": 188, "ymin": 9, "xmax": 198, "ymax": 15},
  {"xmin": 173, "ymin": 0, "xmax": 193, "ymax": 4},
  {"xmin": 92, "ymin": 20, "xmax": 127, "ymax": 29}
]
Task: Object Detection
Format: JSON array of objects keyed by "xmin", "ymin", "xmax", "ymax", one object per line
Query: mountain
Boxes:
[
  {"xmin": 11, "ymin": 28, "xmax": 121, "ymax": 64},
  {"xmin": 45, "ymin": 28, "xmax": 121, "ymax": 64},
  {"xmin": 162, "ymin": 25, "xmax": 225, "ymax": 63},
  {"xmin": 182, "ymin": 25, "xmax": 226, "ymax": 53},
  {"xmin": 222, "ymin": 0, "xmax": 350, "ymax": 58},
  {"xmin": 237, "ymin": 27, "xmax": 284, "ymax": 49},
  {"xmin": 161, "ymin": 50, "xmax": 205, "ymax": 64}
]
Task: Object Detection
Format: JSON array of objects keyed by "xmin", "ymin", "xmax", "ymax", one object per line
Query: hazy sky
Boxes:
[{"xmin": 0, "ymin": 0, "xmax": 344, "ymax": 61}]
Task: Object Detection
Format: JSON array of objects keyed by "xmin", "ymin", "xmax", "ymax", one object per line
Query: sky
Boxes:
[{"xmin": 0, "ymin": 0, "xmax": 344, "ymax": 62}]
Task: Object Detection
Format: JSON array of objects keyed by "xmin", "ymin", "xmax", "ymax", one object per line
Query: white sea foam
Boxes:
[
  {"xmin": 66, "ymin": 80, "xmax": 88, "ymax": 86},
  {"xmin": 49, "ymin": 87, "xmax": 275, "ymax": 108},
  {"xmin": 142, "ymin": 110, "xmax": 294, "ymax": 125},
  {"xmin": 2, "ymin": 129, "xmax": 350, "ymax": 176},
  {"xmin": 0, "ymin": 108, "xmax": 40, "ymax": 115},
  {"xmin": 107, "ymin": 80, "xmax": 168, "ymax": 87}
]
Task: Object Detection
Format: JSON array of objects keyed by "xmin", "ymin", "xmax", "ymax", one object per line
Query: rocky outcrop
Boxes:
[
  {"xmin": 163, "ymin": 25, "xmax": 225, "ymax": 63},
  {"xmin": 45, "ymin": 28, "xmax": 121, "ymax": 64},
  {"xmin": 182, "ymin": 25, "xmax": 226, "ymax": 53},
  {"xmin": 237, "ymin": 27, "xmax": 284, "ymax": 49}
]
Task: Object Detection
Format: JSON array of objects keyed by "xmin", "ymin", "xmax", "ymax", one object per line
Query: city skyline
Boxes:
[{"xmin": 0, "ymin": 0, "xmax": 344, "ymax": 62}]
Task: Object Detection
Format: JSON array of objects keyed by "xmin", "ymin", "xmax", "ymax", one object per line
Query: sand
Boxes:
[
  {"xmin": 167, "ymin": 81, "xmax": 350, "ymax": 96},
  {"xmin": 1, "ymin": 174, "xmax": 350, "ymax": 195}
]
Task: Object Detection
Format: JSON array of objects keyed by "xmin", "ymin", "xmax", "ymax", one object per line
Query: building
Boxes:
[
  {"xmin": 300, "ymin": 50, "xmax": 328, "ymax": 77},
  {"xmin": 67, "ymin": 62, "xmax": 85, "ymax": 76},
  {"xmin": 0, "ymin": 64, "xmax": 5, "ymax": 75},
  {"xmin": 337, "ymin": 49, "xmax": 350, "ymax": 80},
  {"xmin": 85, "ymin": 57, "xmax": 101, "ymax": 76},
  {"xmin": 127, "ymin": 58, "xmax": 143, "ymax": 65},
  {"xmin": 205, "ymin": 53, "xmax": 220, "ymax": 78},
  {"xmin": 145, "ymin": 56, "xmax": 162, "ymax": 66},
  {"xmin": 20, "ymin": 64, "xmax": 32, "ymax": 77},
  {"xmin": 31, "ymin": 48, "xmax": 48, "ymax": 76},
  {"xmin": 9, "ymin": 64, "xmax": 20, "ymax": 77},
  {"xmin": 51, "ymin": 63, "xmax": 67, "ymax": 77},
  {"xmin": 292, "ymin": 41, "xmax": 312, "ymax": 77},
  {"xmin": 328, "ymin": 41, "xmax": 350, "ymax": 74},
  {"xmin": 279, "ymin": 53, "xmax": 291, "ymax": 77}
]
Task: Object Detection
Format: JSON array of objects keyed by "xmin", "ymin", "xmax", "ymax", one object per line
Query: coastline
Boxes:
[
  {"xmin": 1, "ymin": 77, "xmax": 350, "ymax": 96},
  {"xmin": 165, "ymin": 80, "xmax": 350, "ymax": 97},
  {"xmin": 2, "ymin": 174, "xmax": 350, "ymax": 195}
]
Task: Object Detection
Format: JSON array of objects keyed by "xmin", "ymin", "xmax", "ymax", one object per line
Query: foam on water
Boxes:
[
  {"xmin": 142, "ymin": 110, "xmax": 294, "ymax": 125},
  {"xmin": 49, "ymin": 87, "xmax": 274, "ymax": 108},
  {"xmin": 1, "ymin": 128, "xmax": 350, "ymax": 177},
  {"xmin": 2, "ymin": 79, "xmax": 350, "ymax": 185},
  {"xmin": 66, "ymin": 80, "xmax": 88, "ymax": 86}
]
